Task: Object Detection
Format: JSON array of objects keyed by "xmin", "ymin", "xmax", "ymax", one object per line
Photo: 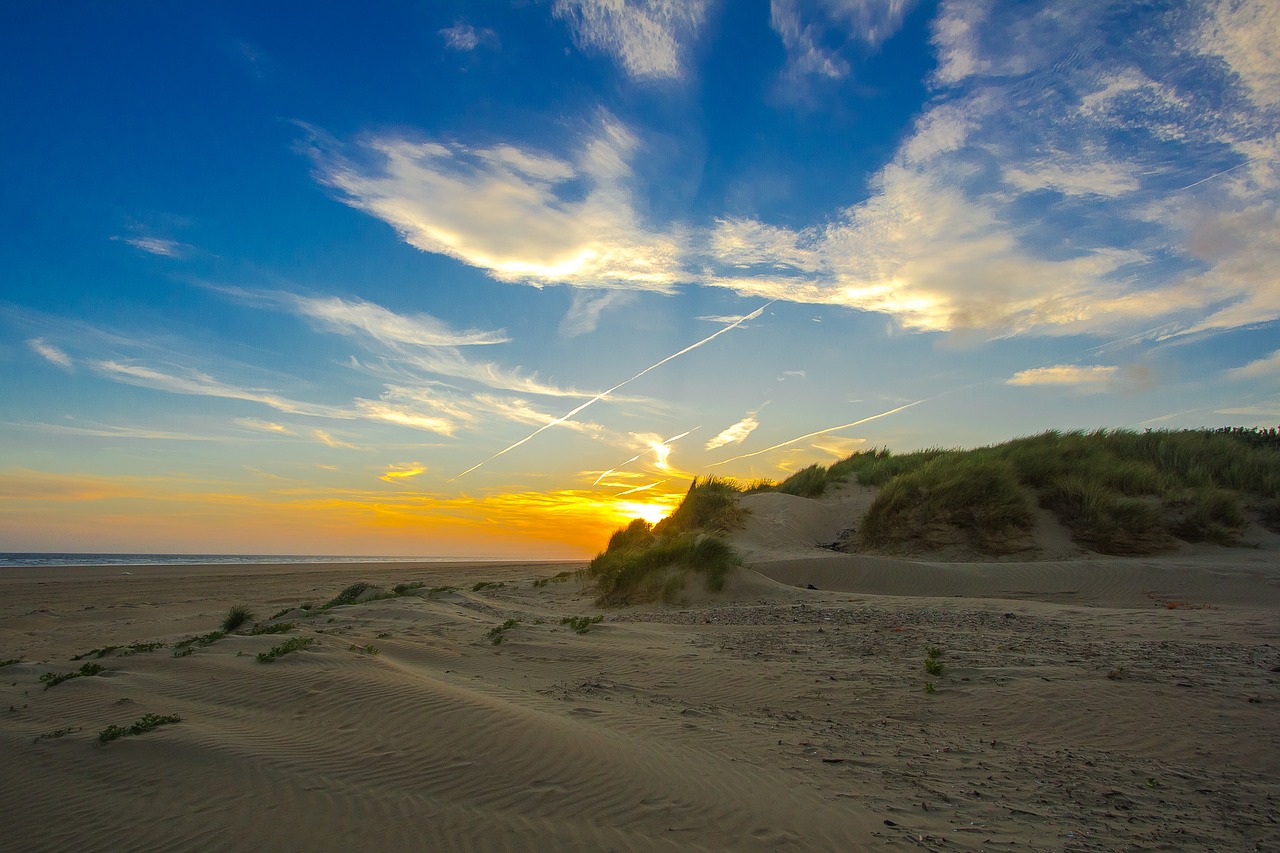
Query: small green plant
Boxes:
[
  {"xmin": 924, "ymin": 681, "xmax": 936, "ymax": 695},
  {"xmin": 322, "ymin": 582, "xmax": 376, "ymax": 609},
  {"xmin": 33, "ymin": 725, "xmax": 81, "ymax": 743},
  {"xmin": 560, "ymin": 615, "xmax": 604, "ymax": 634},
  {"xmin": 256, "ymin": 636, "xmax": 314, "ymax": 663},
  {"xmin": 246, "ymin": 623, "xmax": 296, "ymax": 636},
  {"xmin": 220, "ymin": 605, "xmax": 254, "ymax": 633},
  {"xmin": 393, "ymin": 581, "xmax": 426, "ymax": 595},
  {"xmin": 486, "ymin": 619, "xmax": 520, "ymax": 645},
  {"xmin": 348, "ymin": 643, "xmax": 380, "ymax": 655},
  {"xmin": 98, "ymin": 713, "xmax": 182, "ymax": 744},
  {"xmin": 71, "ymin": 641, "xmax": 167, "ymax": 661},
  {"xmin": 472, "ymin": 581, "xmax": 506, "ymax": 592},
  {"xmin": 427, "ymin": 585, "xmax": 457, "ymax": 597},
  {"xmin": 926, "ymin": 646, "xmax": 943, "ymax": 660},
  {"xmin": 40, "ymin": 662, "xmax": 104, "ymax": 689},
  {"xmin": 532, "ymin": 570, "xmax": 577, "ymax": 588},
  {"xmin": 0, "ymin": 659, "xmax": 21, "ymax": 668},
  {"xmin": 172, "ymin": 630, "xmax": 226, "ymax": 652},
  {"xmin": 925, "ymin": 658, "xmax": 945, "ymax": 677}
]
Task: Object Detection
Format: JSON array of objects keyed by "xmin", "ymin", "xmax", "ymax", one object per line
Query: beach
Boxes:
[{"xmin": 2, "ymin": 532, "xmax": 1278, "ymax": 851}]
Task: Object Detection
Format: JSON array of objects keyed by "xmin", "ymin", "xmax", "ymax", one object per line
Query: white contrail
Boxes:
[
  {"xmin": 592, "ymin": 427, "xmax": 697, "ymax": 486},
  {"xmin": 453, "ymin": 303, "xmax": 772, "ymax": 480},
  {"xmin": 708, "ymin": 399, "xmax": 926, "ymax": 467}
]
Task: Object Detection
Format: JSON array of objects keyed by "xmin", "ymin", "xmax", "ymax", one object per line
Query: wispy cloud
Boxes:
[
  {"xmin": 380, "ymin": 463, "xmax": 426, "ymax": 483},
  {"xmin": 705, "ymin": 410, "xmax": 760, "ymax": 450},
  {"xmin": 439, "ymin": 22, "xmax": 498, "ymax": 51},
  {"xmin": 235, "ymin": 418, "xmax": 296, "ymax": 434},
  {"xmin": 1227, "ymin": 349, "xmax": 1280, "ymax": 380},
  {"xmin": 312, "ymin": 429, "xmax": 361, "ymax": 449},
  {"xmin": 294, "ymin": 294, "xmax": 507, "ymax": 347},
  {"xmin": 710, "ymin": 399, "xmax": 925, "ymax": 467},
  {"xmin": 553, "ymin": 0, "xmax": 708, "ymax": 81},
  {"xmin": 92, "ymin": 360, "xmax": 350, "ymax": 418},
  {"xmin": 1006, "ymin": 365, "xmax": 1121, "ymax": 388},
  {"xmin": 5, "ymin": 421, "xmax": 223, "ymax": 441},
  {"xmin": 112, "ymin": 235, "xmax": 190, "ymax": 258},
  {"xmin": 770, "ymin": 0, "xmax": 918, "ymax": 85},
  {"xmin": 27, "ymin": 337, "xmax": 73, "ymax": 370}
]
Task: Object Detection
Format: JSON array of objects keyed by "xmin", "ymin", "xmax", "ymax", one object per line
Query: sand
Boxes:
[{"xmin": 2, "ymin": 513, "xmax": 1278, "ymax": 850}]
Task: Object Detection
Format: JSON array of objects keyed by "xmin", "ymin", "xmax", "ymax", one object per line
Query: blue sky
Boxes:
[{"xmin": 2, "ymin": 0, "xmax": 1278, "ymax": 558}]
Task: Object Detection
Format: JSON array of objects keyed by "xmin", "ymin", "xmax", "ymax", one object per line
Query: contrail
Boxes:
[
  {"xmin": 1178, "ymin": 157, "xmax": 1256, "ymax": 192},
  {"xmin": 453, "ymin": 303, "xmax": 773, "ymax": 480},
  {"xmin": 707, "ymin": 399, "xmax": 927, "ymax": 467},
  {"xmin": 592, "ymin": 427, "xmax": 697, "ymax": 486}
]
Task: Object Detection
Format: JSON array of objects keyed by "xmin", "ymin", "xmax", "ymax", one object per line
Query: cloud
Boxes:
[
  {"xmin": 1227, "ymin": 349, "xmax": 1280, "ymax": 380},
  {"xmin": 6, "ymin": 421, "xmax": 222, "ymax": 441},
  {"xmin": 0, "ymin": 469, "xmax": 144, "ymax": 501},
  {"xmin": 112, "ymin": 235, "xmax": 189, "ymax": 258},
  {"xmin": 705, "ymin": 411, "xmax": 760, "ymax": 450},
  {"xmin": 293, "ymin": 294, "xmax": 507, "ymax": 347},
  {"xmin": 312, "ymin": 429, "xmax": 361, "ymax": 449},
  {"xmin": 310, "ymin": 1, "xmax": 1279, "ymax": 345},
  {"xmin": 553, "ymin": 0, "xmax": 708, "ymax": 80},
  {"xmin": 770, "ymin": 0, "xmax": 918, "ymax": 83},
  {"xmin": 559, "ymin": 289, "xmax": 635, "ymax": 337},
  {"xmin": 439, "ymin": 22, "xmax": 498, "ymax": 51},
  {"xmin": 380, "ymin": 463, "xmax": 426, "ymax": 483},
  {"xmin": 92, "ymin": 360, "xmax": 349, "ymax": 418},
  {"xmin": 234, "ymin": 418, "xmax": 296, "ymax": 434},
  {"xmin": 310, "ymin": 117, "xmax": 687, "ymax": 292},
  {"xmin": 1006, "ymin": 365, "xmax": 1121, "ymax": 388},
  {"xmin": 27, "ymin": 338, "xmax": 73, "ymax": 370}
]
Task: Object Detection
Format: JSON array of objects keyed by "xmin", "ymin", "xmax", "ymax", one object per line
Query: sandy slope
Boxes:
[{"xmin": 1, "ymin": 549, "xmax": 1277, "ymax": 851}]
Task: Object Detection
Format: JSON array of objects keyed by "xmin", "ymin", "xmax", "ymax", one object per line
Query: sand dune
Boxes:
[{"xmin": 2, "ymin": 541, "xmax": 1278, "ymax": 851}]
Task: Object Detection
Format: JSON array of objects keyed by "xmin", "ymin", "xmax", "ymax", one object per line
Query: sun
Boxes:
[{"xmin": 615, "ymin": 501, "xmax": 670, "ymax": 526}]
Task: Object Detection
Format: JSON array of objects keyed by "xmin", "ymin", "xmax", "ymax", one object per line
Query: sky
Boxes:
[{"xmin": 2, "ymin": 0, "xmax": 1278, "ymax": 559}]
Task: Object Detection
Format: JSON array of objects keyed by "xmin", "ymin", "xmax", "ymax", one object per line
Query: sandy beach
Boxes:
[{"xmin": 3, "ymin": 502, "xmax": 1279, "ymax": 851}]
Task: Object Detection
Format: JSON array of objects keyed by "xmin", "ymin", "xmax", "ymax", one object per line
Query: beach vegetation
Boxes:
[
  {"xmin": 0, "ymin": 659, "xmax": 19, "ymax": 668},
  {"xmin": 924, "ymin": 657, "xmax": 945, "ymax": 677},
  {"xmin": 777, "ymin": 464, "xmax": 829, "ymax": 498},
  {"xmin": 532, "ymin": 570, "xmax": 576, "ymax": 588},
  {"xmin": 428, "ymin": 585, "xmax": 458, "ymax": 596},
  {"xmin": 924, "ymin": 681, "xmax": 936, "ymax": 694},
  {"xmin": 471, "ymin": 580, "xmax": 506, "ymax": 592},
  {"xmin": 348, "ymin": 643, "xmax": 380, "ymax": 655},
  {"xmin": 220, "ymin": 605, "xmax": 254, "ymax": 633},
  {"xmin": 487, "ymin": 619, "xmax": 520, "ymax": 645},
  {"xmin": 770, "ymin": 427, "xmax": 1280, "ymax": 556},
  {"xmin": 172, "ymin": 630, "xmax": 226, "ymax": 653},
  {"xmin": 98, "ymin": 713, "xmax": 181, "ymax": 745},
  {"xmin": 33, "ymin": 725, "xmax": 81, "ymax": 743},
  {"xmin": 246, "ymin": 622, "xmax": 296, "ymax": 636},
  {"xmin": 40, "ymin": 662, "xmax": 104, "ymax": 689},
  {"xmin": 393, "ymin": 581, "xmax": 426, "ymax": 595},
  {"xmin": 860, "ymin": 454, "xmax": 1036, "ymax": 553},
  {"xmin": 71, "ymin": 642, "xmax": 166, "ymax": 661},
  {"xmin": 322, "ymin": 582, "xmax": 376, "ymax": 609},
  {"xmin": 560, "ymin": 615, "xmax": 604, "ymax": 634},
  {"xmin": 256, "ymin": 636, "xmax": 314, "ymax": 663}
]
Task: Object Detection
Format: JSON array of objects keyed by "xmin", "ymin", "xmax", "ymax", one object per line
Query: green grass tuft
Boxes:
[
  {"xmin": 40, "ymin": 662, "xmax": 104, "ymax": 689},
  {"xmin": 98, "ymin": 713, "xmax": 181, "ymax": 745},
  {"xmin": 486, "ymin": 619, "xmax": 520, "ymax": 645},
  {"xmin": 246, "ymin": 622, "xmax": 296, "ymax": 636},
  {"xmin": 220, "ymin": 605, "xmax": 254, "ymax": 633},
  {"xmin": 560, "ymin": 615, "xmax": 604, "ymax": 634},
  {"xmin": 0, "ymin": 658, "xmax": 19, "ymax": 668},
  {"xmin": 256, "ymin": 636, "xmax": 314, "ymax": 663},
  {"xmin": 471, "ymin": 580, "xmax": 506, "ymax": 592},
  {"xmin": 777, "ymin": 464, "xmax": 829, "ymax": 498}
]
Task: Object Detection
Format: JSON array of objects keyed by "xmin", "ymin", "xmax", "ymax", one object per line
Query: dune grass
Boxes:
[
  {"xmin": 743, "ymin": 427, "xmax": 1277, "ymax": 556},
  {"xmin": 40, "ymin": 662, "xmax": 104, "ymax": 689},
  {"xmin": 588, "ymin": 478, "xmax": 746, "ymax": 606},
  {"xmin": 220, "ymin": 605, "xmax": 254, "ymax": 633},
  {"xmin": 98, "ymin": 713, "xmax": 181, "ymax": 745},
  {"xmin": 256, "ymin": 636, "xmax": 314, "ymax": 663}
]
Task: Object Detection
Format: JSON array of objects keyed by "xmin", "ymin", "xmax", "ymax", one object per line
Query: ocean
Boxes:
[{"xmin": 0, "ymin": 553, "xmax": 465, "ymax": 569}]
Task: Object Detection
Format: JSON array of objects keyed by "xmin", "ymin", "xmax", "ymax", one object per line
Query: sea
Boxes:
[{"xmin": 0, "ymin": 553, "xmax": 467, "ymax": 569}]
